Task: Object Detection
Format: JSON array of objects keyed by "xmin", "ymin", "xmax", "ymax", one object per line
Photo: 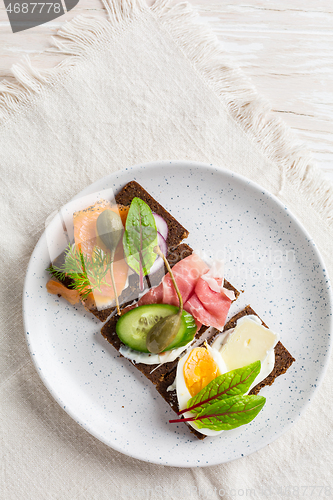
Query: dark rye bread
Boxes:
[
  {"xmin": 114, "ymin": 181, "xmax": 189, "ymax": 249},
  {"xmin": 155, "ymin": 305, "xmax": 295, "ymax": 439},
  {"xmin": 92, "ymin": 243, "xmax": 195, "ymax": 322},
  {"xmin": 100, "ymin": 248, "xmax": 240, "ymax": 384},
  {"xmin": 110, "ymin": 243, "xmax": 239, "ymax": 324},
  {"xmin": 101, "ymin": 315, "xmax": 210, "ymax": 385},
  {"xmin": 89, "ymin": 182, "xmax": 191, "ymax": 321},
  {"xmin": 207, "ymin": 305, "xmax": 295, "ymax": 395},
  {"xmin": 50, "ymin": 181, "xmax": 192, "ymax": 322}
]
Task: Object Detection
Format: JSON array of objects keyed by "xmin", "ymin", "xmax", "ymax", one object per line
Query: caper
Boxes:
[
  {"xmin": 146, "ymin": 310, "xmax": 182, "ymax": 354},
  {"xmin": 145, "ymin": 246, "xmax": 185, "ymax": 353},
  {"xmin": 96, "ymin": 210, "xmax": 123, "ymax": 258}
]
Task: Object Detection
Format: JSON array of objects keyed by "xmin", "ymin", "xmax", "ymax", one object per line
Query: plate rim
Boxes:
[{"xmin": 23, "ymin": 159, "xmax": 333, "ymax": 467}]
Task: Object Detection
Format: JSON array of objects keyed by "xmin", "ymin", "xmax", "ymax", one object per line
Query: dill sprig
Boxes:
[
  {"xmin": 46, "ymin": 265, "xmax": 66, "ymax": 283},
  {"xmin": 46, "ymin": 243, "xmax": 112, "ymax": 300}
]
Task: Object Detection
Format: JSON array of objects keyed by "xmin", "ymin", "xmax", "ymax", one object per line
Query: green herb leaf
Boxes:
[
  {"xmin": 122, "ymin": 197, "xmax": 158, "ymax": 290},
  {"xmin": 189, "ymin": 394, "xmax": 266, "ymax": 431},
  {"xmin": 46, "ymin": 243, "xmax": 112, "ymax": 299},
  {"xmin": 46, "ymin": 265, "xmax": 67, "ymax": 283},
  {"xmin": 169, "ymin": 361, "xmax": 266, "ymax": 431},
  {"xmin": 181, "ymin": 360, "xmax": 261, "ymax": 416}
]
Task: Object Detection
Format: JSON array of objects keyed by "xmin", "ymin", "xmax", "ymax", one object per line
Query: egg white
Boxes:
[
  {"xmin": 175, "ymin": 344, "xmax": 228, "ymax": 437},
  {"xmin": 174, "ymin": 316, "xmax": 279, "ymax": 437}
]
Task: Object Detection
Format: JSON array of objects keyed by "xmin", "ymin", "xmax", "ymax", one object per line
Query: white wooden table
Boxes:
[{"xmin": 1, "ymin": 0, "xmax": 332, "ymax": 181}]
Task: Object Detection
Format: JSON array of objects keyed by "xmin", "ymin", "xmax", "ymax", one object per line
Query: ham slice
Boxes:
[
  {"xmin": 138, "ymin": 254, "xmax": 232, "ymax": 330},
  {"xmin": 139, "ymin": 283, "xmax": 163, "ymax": 305},
  {"xmin": 186, "ymin": 277, "xmax": 232, "ymax": 329},
  {"xmin": 139, "ymin": 253, "xmax": 208, "ymax": 306}
]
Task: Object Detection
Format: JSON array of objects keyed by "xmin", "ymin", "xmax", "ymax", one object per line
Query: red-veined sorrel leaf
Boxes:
[
  {"xmin": 122, "ymin": 197, "xmax": 158, "ymax": 290},
  {"xmin": 170, "ymin": 394, "xmax": 266, "ymax": 431},
  {"xmin": 179, "ymin": 360, "xmax": 261, "ymax": 416}
]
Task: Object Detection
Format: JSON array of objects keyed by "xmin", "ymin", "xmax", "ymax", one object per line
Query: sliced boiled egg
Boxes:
[
  {"xmin": 175, "ymin": 344, "xmax": 227, "ymax": 437},
  {"xmin": 174, "ymin": 315, "xmax": 280, "ymax": 437}
]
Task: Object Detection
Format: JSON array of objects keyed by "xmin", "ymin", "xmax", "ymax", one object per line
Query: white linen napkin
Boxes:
[{"xmin": 1, "ymin": 1, "xmax": 332, "ymax": 498}]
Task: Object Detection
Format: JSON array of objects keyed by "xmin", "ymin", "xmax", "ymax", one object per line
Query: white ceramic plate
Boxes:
[{"xmin": 23, "ymin": 161, "xmax": 332, "ymax": 467}]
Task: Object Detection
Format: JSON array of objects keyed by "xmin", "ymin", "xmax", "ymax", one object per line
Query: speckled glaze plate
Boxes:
[{"xmin": 23, "ymin": 161, "xmax": 332, "ymax": 467}]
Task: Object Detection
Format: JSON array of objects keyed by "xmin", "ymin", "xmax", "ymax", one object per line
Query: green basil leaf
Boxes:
[
  {"xmin": 193, "ymin": 394, "xmax": 266, "ymax": 431},
  {"xmin": 185, "ymin": 361, "xmax": 261, "ymax": 415},
  {"xmin": 122, "ymin": 198, "xmax": 158, "ymax": 288}
]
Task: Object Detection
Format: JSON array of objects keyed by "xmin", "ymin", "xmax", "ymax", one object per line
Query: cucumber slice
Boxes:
[{"xmin": 116, "ymin": 304, "xmax": 197, "ymax": 353}]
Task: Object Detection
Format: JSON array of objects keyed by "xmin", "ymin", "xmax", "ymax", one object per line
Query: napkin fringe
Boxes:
[
  {"xmin": 0, "ymin": 0, "xmax": 332, "ymax": 223},
  {"xmin": 102, "ymin": 0, "xmax": 147, "ymax": 21},
  {"xmin": 0, "ymin": 17, "xmax": 111, "ymax": 122},
  {"xmin": 152, "ymin": 0, "xmax": 333, "ymax": 224},
  {"xmin": 0, "ymin": 1, "xmax": 146, "ymax": 122}
]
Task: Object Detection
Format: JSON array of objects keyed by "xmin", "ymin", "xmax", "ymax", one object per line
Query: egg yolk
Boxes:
[{"xmin": 183, "ymin": 347, "xmax": 220, "ymax": 397}]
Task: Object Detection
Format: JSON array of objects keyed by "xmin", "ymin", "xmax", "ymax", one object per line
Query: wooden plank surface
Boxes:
[{"xmin": 0, "ymin": 0, "xmax": 332, "ymax": 181}]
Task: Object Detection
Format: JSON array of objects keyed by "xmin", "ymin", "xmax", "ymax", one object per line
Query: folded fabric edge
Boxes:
[
  {"xmin": 0, "ymin": 0, "xmax": 332, "ymax": 228},
  {"xmin": 0, "ymin": 0, "xmax": 148, "ymax": 125},
  {"xmin": 151, "ymin": 0, "xmax": 333, "ymax": 229}
]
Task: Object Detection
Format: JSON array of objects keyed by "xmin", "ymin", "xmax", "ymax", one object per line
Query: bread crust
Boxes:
[
  {"xmin": 51, "ymin": 181, "xmax": 240, "ymax": 321},
  {"xmin": 49, "ymin": 181, "xmax": 193, "ymax": 321},
  {"xmin": 155, "ymin": 305, "xmax": 295, "ymax": 439},
  {"xmin": 114, "ymin": 181, "xmax": 189, "ymax": 248},
  {"xmin": 48, "ymin": 182, "xmax": 294, "ymax": 440}
]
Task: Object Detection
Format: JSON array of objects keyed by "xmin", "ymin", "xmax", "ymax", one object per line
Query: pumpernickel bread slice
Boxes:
[
  {"xmin": 101, "ymin": 315, "xmax": 210, "ymax": 385},
  {"xmin": 155, "ymin": 305, "xmax": 295, "ymax": 439},
  {"xmin": 91, "ymin": 242, "xmax": 194, "ymax": 322},
  {"xmin": 115, "ymin": 181, "xmax": 189, "ymax": 249},
  {"xmin": 85, "ymin": 181, "xmax": 193, "ymax": 320},
  {"xmin": 101, "ymin": 238, "xmax": 240, "ymax": 385},
  {"xmin": 49, "ymin": 181, "xmax": 239, "ymax": 322},
  {"xmin": 48, "ymin": 181, "xmax": 193, "ymax": 322}
]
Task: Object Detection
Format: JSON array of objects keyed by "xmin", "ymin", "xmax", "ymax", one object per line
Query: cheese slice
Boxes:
[{"xmin": 219, "ymin": 316, "xmax": 279, "ymax": 371}]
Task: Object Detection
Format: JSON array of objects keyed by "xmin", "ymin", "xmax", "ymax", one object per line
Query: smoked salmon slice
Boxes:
[
  {"xmin": 47, "ymin": 201, "xmax": 130, "ymax": 311},
  {"xmin": 46, "ymin": 280, "xmax": 80, "ymax": 305},
  {"xmin": 72, "ymin": 201, "xmax": 129, "ymax": 310}
]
